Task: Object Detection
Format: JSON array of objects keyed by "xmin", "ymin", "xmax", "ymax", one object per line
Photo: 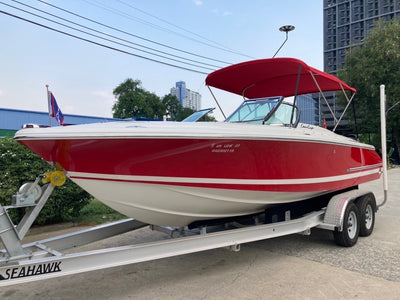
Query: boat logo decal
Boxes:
[
  {"xmin": 0, "ymin": 261, "xmax": 62, "ymax": 281},
  {"xmin": 300, "ymin": 124, "xmax": 314, "ymax": 130}
]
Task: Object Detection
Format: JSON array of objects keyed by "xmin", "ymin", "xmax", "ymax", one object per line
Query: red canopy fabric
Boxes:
[{"xmin": 205, "ymin": 58, "xmax": 356, "ymax": 98}]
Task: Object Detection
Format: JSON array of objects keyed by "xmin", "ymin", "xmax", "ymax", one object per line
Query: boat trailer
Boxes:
[
  {"xmin": 0, "ymin": 171, "xmax": 382, "ymax": 287},
  {"xmin": 0, "ymin": 85, "xmax": 388, "ymax": 286}
]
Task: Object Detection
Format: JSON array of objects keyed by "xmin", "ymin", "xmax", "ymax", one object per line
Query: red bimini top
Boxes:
[{"xmin": 205, "ymin": 57, "xmax": 356, "ymax": 98}]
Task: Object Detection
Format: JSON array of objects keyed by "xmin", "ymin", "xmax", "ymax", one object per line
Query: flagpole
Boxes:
[{"xmin": 46, "ymin": 84, "xmax": 51, "ymax": 127}]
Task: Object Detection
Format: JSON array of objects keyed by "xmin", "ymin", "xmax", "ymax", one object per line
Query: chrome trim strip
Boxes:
[{"xmin": 347, "ymin": 163, "xmax": 382, "ymax": 173}]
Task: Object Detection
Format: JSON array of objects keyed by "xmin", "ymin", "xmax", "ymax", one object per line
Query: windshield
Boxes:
[
  {"xmin": 182, "ymin": 107, "xmax": 215, "ymax": 122},
  {"xmin": 225, "ymin": 97, "xmax": 281, "ymax": 123},
  {"xmin": 264, "ymin": 101, "xmax": 298, "ymax": 125},
  {"xmin": 225, "ymin": 97, "xmax": 299, "ymax": 126}
]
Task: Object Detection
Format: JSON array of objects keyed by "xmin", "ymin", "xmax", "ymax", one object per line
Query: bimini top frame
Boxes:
[{"xmin": 205, "ymin": 57, "xmax": 357, "ymax": 131}]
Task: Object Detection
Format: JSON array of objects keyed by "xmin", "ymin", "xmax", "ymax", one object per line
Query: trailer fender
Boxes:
[{"xmin": 322, "ymin": 190, "xmax": 374, "ymax": 232}]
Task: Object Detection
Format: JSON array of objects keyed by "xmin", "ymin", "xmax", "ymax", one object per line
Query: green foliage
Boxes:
[
  {"xmin": 338, "ymin": 19, "xmax": 400, "ymax": 157},
  {"xmin": 112, "ymin": 78, "xmax": 165, "ymax": 119},
  {"xmin": 162, "ymin": 95, "xmax": 216, "ymax": 121},
  {"xmin": 112, "ymin": 78, "xmax": 216, "ymax": 122},
  {"xmin": 199, "ymin": 113, "xmax": 217, "ymax": 122},
  {"xmin": 0, "ymin": 129, "xmax": 16, "ymax": 137},
  {"xmin": 162, "ymin": 94, "xmax": 181, "ymax": 120},
  {"xmin": 177, "ymin": 107, "xmax": 196, "ymax": 121},
  {"xmin": 74, "ymin": 199, "xmax": 125, "ymax": 225},
  {"xmin": 0, "ymin": 137, "xmax": 91, "ymax": 225}
]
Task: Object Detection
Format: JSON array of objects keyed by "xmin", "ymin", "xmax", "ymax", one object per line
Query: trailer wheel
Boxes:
[
  {"xmin": 357, "ymin": 194, "xmax": 376, "ymax": 237},
  {"xmin": 333, "ymin": 202, "xmax": 360, "ymax": 247}
]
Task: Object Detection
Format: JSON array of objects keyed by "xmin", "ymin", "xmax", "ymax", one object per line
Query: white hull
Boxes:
[{"xmin": 73, "ymin": 177, "xmax": 329, "ymax": 226}]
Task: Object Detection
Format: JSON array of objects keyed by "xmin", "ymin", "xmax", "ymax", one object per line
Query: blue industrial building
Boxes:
[{"xmin": 0, "ymin": 108, "xmax": 119, "ymax": 136}]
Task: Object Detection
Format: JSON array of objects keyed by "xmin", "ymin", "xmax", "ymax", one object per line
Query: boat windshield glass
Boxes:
[
  {"xmin": 225, "ymin": 97, "xmax": 281, "ymax": 123},
  {"xmin": 182, "ymin": 107, "xmax": 215, "ymax": 122},
  {"xmin": 225, "ymin": 97, "xmax": 299, "ymax": 125}
]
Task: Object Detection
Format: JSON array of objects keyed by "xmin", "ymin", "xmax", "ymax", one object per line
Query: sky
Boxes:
[{"xmin": 0, "ymin": 0, "xmax": 323, "ymax": 121}]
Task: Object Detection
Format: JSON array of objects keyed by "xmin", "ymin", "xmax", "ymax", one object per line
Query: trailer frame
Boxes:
[{"xmin": 0, "ymin": 178, "xmax": 379, "ymax": 287}]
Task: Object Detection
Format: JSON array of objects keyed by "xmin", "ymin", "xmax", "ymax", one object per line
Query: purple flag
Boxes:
[{"xmin": 50, "ymin": 92, "xmax": 64, "ymax": 125}]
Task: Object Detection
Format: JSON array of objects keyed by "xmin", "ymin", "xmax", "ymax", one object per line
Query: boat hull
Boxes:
[
  {"xmin": 15, "ymin": 122, "xmax": 382, "ymax": 226},
  {"xmin": 72, "ymin": 179, "xmax": 332, "ymax": 226}
]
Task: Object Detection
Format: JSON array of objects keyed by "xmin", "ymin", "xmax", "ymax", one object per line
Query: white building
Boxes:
[{"xmin": 170, "ymin": 81, "xmax": 201, "ymax": 111}]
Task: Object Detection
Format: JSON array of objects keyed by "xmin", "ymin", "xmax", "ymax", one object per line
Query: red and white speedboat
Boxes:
[{"xmin": 14, "ymin": 58, "xmax": 382, "ymax": 226}]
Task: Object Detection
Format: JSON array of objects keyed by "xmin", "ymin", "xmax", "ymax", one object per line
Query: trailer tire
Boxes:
[
  {"xmin": 333, "ymin": 202, "xmax": 360, "ymax": 247},
  {"xmin": 357, "ymin": 194, "xmax": 376, "ymax": 237}
]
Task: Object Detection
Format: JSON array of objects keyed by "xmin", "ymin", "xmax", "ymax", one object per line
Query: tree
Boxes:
[
  {"xmin": 176, "ymin": 107, "xmax": 196, "ymax": 121},
  {"xmin": 199, "ymin": 113, "xmax": 217, "ymax": 122},
  {"xmin": 162, "ymin": 94, "xmax": 181, "ymax": 120},
  {"xmin": 338, "ymin": 19, "xmax": 400, "ymax": 160},
  {"xmin": 113, "ymin": 78, "xmax": 217, "ymax": 122},
  {"xmin": 112, "ymin": 78, "xmax": 165, "ymax": 119},
  {"xmin": 162, "ymin": 95, "xmax": 217, "ymax": 121},
  {"xmin": 0, "ymin": 137, "xmax": 91, "ymax": 225}
]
